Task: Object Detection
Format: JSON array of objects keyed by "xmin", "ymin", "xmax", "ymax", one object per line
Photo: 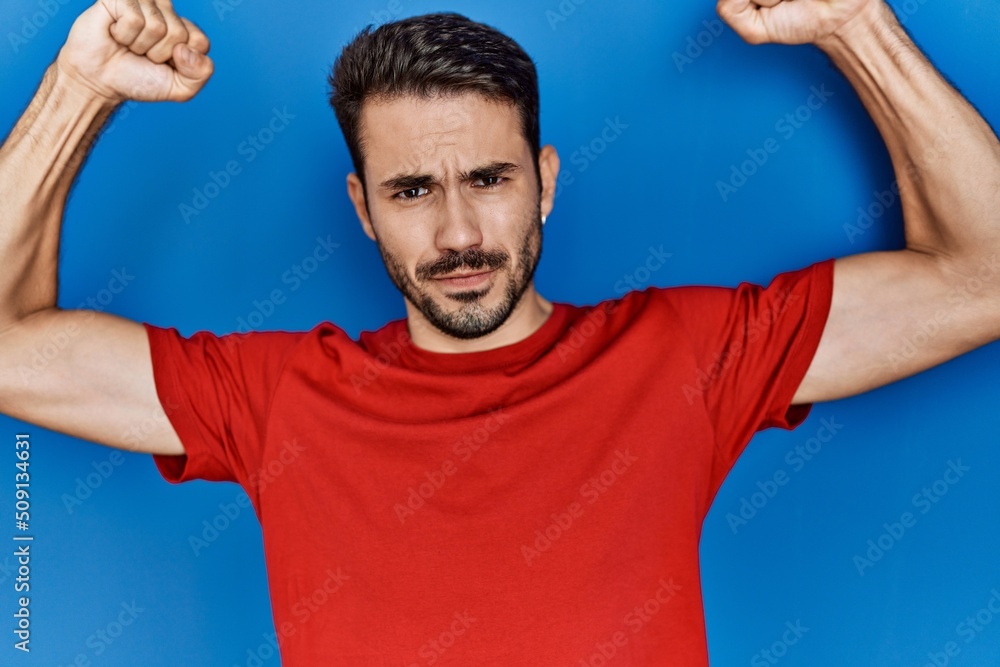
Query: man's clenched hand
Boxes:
[
  {"xmin": 56, "ymin": 0, "xmax": 213, "ymax": 103},
  {"xmin": 717, "ymin": 0, "xmax": 884, "ymax": 46}
]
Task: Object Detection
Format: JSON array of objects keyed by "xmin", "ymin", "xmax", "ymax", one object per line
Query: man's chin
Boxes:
[
  {"xmin": 416, "ymin": 291, "xmax": 515, "ymax": 340},
  {"xmin": 441, "ymin": 286, "xmax": 492, "ymax": 304},
  {"xmin": 433, "ymin": 295, "xmax": 505, "ymax": 324}
]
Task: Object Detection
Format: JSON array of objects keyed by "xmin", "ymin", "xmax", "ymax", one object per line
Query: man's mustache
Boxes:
[{"xmin": 416, "ymin": 248, "xmax": 509, "ymax": 281}]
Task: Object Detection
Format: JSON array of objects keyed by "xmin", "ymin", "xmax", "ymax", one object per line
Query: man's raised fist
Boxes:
[{"xmin": 56, "ymin": 0, "xmax": 213, "ymax": 103}]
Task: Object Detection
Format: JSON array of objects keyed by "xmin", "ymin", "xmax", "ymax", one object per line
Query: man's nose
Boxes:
[{"xmin": 435, "ymin": 192, "xmax": 483, "ymax": 253}]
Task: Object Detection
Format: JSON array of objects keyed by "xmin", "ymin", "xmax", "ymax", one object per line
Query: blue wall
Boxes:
[{"xmin": 1, "ymin": 0, "xmax": 998, "ymax": 665}]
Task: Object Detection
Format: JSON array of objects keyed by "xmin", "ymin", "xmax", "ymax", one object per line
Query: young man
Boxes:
[{"xmin": 0, "ymin": 0, "xmax": 997, "ymax": 663}]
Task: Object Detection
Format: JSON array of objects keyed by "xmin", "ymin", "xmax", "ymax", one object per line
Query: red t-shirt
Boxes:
[{"xmin": 145, "ymin": 257, "xmax": 835, "ymax": 666}]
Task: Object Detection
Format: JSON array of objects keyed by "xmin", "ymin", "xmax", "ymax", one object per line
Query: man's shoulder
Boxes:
[
  {"xmin": 561, "ymin": 258, "xmax": 835, "ymax": 336},
  {"xmin": 615, "ymin": 258, "xmax": 835, "ymax": 312},
  {"xmin": 143, "ymin": 319, "xmax": 366, "ymax": 365}
]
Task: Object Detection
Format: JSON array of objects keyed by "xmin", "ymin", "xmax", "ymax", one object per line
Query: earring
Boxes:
[{"xmin": 542, "ymin": 214, "xmax": 547, "ymax": 225}]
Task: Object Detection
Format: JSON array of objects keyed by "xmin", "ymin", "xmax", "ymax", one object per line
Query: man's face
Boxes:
[{"xmin": 348, "ymin": 93, "xmax": 548, "ymax": 340}]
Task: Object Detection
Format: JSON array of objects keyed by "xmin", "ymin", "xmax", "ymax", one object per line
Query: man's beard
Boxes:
[{"xmin": 374, "ymin": 204, "xmax": 543, "ymax": 340}]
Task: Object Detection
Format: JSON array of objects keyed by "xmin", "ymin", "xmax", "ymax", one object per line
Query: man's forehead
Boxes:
[
  {"xmin": 358, "ymin": 93, "xmax": 524, "ymax": 176},
  {"xmin": 360, "ymin": 91, "xmax": 518, "ymax": 130}
]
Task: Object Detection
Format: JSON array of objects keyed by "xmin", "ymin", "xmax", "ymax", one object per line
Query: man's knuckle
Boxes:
[
  {"xmin": 166, "ymin": 22, "xmax": 189, "ymax": 42},
  {"xmin": 145, "ymin": 19, "xmax": 168, "ymax": 40},
  {"xmin": 121, "ymin": 13, "xmax": 145, "ymax": 32},
  {"xmin": 190, "ymin": 33, "xmax": 210, "ymax": 52}
]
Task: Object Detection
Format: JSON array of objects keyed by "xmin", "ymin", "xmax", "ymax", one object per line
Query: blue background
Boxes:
[{"xmin": 1, "ymin": 0, "xmax": 999, "ymax": 665}]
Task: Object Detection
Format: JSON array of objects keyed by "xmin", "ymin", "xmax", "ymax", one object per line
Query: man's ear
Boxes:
[
  {"xmin": 537, "ymin": 144, "xmax": 561, "ymax": 221},
  {"xmin": 347, "ymin": 172, "xmax": 376, "ymax": 241}
]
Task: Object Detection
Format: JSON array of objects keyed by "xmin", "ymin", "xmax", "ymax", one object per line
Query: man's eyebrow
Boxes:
[
  {"xmin": 379, "ymin": 173, "xmax": 436, "ymax": 192},
  {"xmin": 378, "ymin": 162, "xmax": 521, "ymax": 193},
  {"xmin": 462, "ymin": 161, "xmax": 521, "ymax": 181}
]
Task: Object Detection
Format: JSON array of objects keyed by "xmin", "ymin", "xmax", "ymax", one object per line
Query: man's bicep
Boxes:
[
  {"xmin": 793, "ymin": 250, "xmax": 1000, "ymax": 405},
  {"xmin": 0, "ymin": 309, "xmax": 184, "ymax": 455}
]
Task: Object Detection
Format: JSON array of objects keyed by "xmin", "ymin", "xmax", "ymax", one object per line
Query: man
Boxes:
[{"xmin": 0, "ymin": 0, "xmax": 997, "ymax": 664}]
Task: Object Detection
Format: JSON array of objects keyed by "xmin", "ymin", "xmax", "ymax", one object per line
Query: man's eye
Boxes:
[
  {"xmin": 396, "ymin": 186, "xmax": 430, "ymax": 200},
  {"xmin": 475, "ymin": 176, "xmax": 505, "ymax": 189}
]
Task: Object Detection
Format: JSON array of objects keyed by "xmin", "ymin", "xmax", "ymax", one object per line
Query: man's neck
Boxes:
[{"xmin": 404, "ymin": 287, "xmax": 553, "ymax": 354}]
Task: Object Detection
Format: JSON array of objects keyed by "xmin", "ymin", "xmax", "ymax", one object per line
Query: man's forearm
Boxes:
[
  {"xmin": 0, "ymin": 63, "xmax": 117, "ymax": 325},
  {"xmin": 816, "ymin": 1, "xmax": 1000, "ymax": 264}
]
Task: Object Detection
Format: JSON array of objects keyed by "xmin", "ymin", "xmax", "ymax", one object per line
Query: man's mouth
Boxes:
[{"xmin": 432, "ymin": 269, "xmax": 496, "ymax": 289}]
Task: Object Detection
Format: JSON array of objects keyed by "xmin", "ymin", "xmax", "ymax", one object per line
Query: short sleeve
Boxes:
[
  {"xmin": 143, "ymin": 324, "xmax": 305, "ymax": 496},
  {"xmin": 665, "ymin": 258, "xmax": 835, "ymax": 476}
]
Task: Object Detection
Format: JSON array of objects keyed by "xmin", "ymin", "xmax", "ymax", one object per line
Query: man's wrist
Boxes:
[
  {"xmin": 814, "ymin": 0, "xmax": 901, "ymax": 58},
  {"xmin": 50, "ymin": 57, "xmax": 124, "ymax": 112}
]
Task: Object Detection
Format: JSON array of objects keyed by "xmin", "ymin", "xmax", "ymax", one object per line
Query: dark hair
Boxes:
[{"xmin": 328, "ymin": 12, "xmax": 540, "ymax": 192}]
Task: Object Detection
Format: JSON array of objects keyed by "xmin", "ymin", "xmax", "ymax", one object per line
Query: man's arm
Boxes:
[
  {"xmin": 717, "ymin": 0, "xmax": 1000, "ymax": 404},
  {"xmin": 0, "ymin": 0, "xmax": 212, "ymax": 454}
]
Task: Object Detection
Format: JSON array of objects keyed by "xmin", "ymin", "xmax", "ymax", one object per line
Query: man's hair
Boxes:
[{"xmin": 328, "ymin": 12, "xmax": 541, "ymax": 192}]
